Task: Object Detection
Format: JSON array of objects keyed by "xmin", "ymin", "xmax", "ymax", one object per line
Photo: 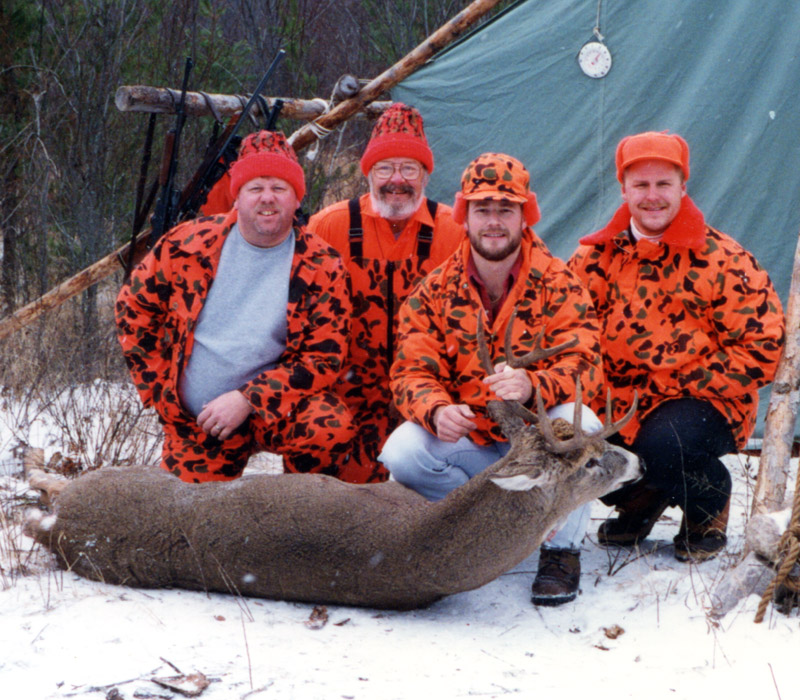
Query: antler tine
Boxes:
[
  {"xmin": 593, "ymin": 390, "xmax": 639, "ymax": 440},
  {"xmin": 571, "ymin": 377, "xmax": 583, "ymax": 435},
  {"xmin": 479, "ymin": 311, "xmax": 542, "ymax": 431},
  {"xmin": 475, "ymin": 311, "xmax": 495, "ymax": 376},
  {"xmin": 504, "ymin": 310, "xmax": 579, "ymax": 369},
  {"xmin": 535, "ymin": 385, "xmax": 590, "ymax": 454}
]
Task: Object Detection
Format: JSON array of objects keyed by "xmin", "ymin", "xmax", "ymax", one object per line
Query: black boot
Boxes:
[
  {"xmin": 531, "ymin": 547, "xmax": 580, "ymax": 606},
  {"xmin": 673, "ymin": 497, "xmax": 730, "ymax": 562},
  {"xmin": 597, "ymin": 483, "xmax": 670, "ymax": 547}
]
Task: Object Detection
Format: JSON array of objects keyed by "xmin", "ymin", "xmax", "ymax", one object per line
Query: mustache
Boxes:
[{"xmin": 379, "ymin": 183, "xmax": 415, "ymax": 196}]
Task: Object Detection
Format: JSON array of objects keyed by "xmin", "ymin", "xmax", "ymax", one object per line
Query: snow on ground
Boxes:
[{"xmin": 1, "ymin": 396, "xmax": 798, "ymax": 700}]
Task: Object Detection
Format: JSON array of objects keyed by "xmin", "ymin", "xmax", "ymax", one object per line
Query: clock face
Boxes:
[{"xmin": 578, "ymin": 41, "xmax": 612, "ymax": 79}]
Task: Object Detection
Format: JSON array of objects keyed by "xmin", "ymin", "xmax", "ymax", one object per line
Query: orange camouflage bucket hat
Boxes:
[{"xmin": 452, "ymin": 153, "xmax": 541, "ymax": 226}]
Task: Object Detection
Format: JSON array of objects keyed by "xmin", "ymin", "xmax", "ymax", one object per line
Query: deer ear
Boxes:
[{"xmin": 490, "ymin": 471, "xmax": 547, "ymax": 492}]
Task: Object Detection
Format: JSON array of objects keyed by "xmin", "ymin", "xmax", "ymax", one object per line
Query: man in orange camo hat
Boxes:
[{"xmin": 380, "ymin": 152, "xmax": 607, "ymax": 607}]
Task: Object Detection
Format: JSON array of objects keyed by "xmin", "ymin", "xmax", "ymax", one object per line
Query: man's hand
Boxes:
[
  {"xmin": 434, "ymin": 404, "xmax": 477, "ymax": 443},
  {"xmin": 483, "ymin": 362, "xmax": 533, "ymax": 403},
  {"xmin": 197, "ymin": 390, "xmax": 252, "ymax": 440}
]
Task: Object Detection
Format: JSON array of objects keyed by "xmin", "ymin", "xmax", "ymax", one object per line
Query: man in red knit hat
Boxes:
[
  {"xmin": 308, "ymin": 103, "xmax": 463, "ymax": 482},
  {"xmin": 569, "ymin": 130, "xmax": 785, "ymax": 561},
  {"xmin": 117, "ymin": 131, "xmax": 358, "ymax": 483}
]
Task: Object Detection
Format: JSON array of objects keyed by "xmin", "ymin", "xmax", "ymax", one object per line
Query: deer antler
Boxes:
[
  {"xmin": 535, "ymin": 384, "xmax": 639, "ymax": 454},
  {"xmin": 504, "ymin": 309, "xmax": 579, "ymax": 369},
  {"xmin": 476, "ymin": 309, "xmax": 581, "ymax": 431}
]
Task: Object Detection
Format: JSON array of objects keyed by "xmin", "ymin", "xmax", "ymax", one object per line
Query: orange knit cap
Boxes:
[
  {"xmin": 229, "ymin": 130, "xmax": 306, "ymax": 200},
  {"xmin": 616, "ymin": 130, "xmax": 690, "ymax": 182},
  {"xmin": 360, "ymin": 103, "xmax": 434, "ymax": 175},
  {"xmin": 452, "ymin": 153, "xmax": 541, "ymax": 226}
]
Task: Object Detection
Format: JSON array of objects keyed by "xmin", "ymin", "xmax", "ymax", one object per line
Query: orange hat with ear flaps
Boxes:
[
  {"xmin": 615, "ymin": 130, "xmax": 690, "ymax": 182},
  {"xmin": 452, "ymin": 153, "xmax": 541, "ymax": 226}
]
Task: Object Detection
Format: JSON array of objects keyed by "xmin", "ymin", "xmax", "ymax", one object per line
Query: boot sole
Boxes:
[
  {"xmin": 674, "ymin": 547, "xmax": 723, "ymax": 563},
  {"xmin": 531, "ymin": 591, "xmax": 578, "ymax": 606}
]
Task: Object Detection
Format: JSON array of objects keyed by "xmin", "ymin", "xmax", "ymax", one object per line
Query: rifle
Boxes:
[
  {"xmin": 117, "ymin": 49, "xmax": 286, "ymax": 274},
  {"xmin": 148, "ymin": 57, "xmax": 193, "ymax": 250},
  {"xmin": 176, "ymin": 49, "xmax": 285, "ymax": 222}
]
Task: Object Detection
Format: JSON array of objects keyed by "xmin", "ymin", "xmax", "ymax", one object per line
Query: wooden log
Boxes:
[
  {"xmin": 752, "ymin": 229, "xmax": 800, "ymax": 515},
  {"xmin": 0, "ymin": 239, "xmax": 145, "ymax": 342},
  {"xmin": 710, "ymin": 508, "xmax": 792, "ymax": 617},
  {"xmin": 0, "ymin": 0, "xmax": 506, "ymax": 341},
  {"xmin": 114, "ymin": 86, "xmax": 390, "ymax": 120}
]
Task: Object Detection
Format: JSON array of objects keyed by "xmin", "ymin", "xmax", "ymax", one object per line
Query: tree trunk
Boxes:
[{"xmin": 752, "ymin": 230, "xmax": 800, "ymax": 515}]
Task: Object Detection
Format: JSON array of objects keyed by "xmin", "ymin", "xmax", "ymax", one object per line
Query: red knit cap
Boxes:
[
  {"xmin": 229, "ymin": 130, "xmax": 306, "ymax": 200},
  {"xmin": 360, "ymin": 103, "xmax": 434, "ymax": 176},
  {"xmin": 616, "ymin": 131, "xmax": 690, "ymax": 182},
  {"xmin": 452, "ymin": 153, "xmax": 541, "ymax": 226}
]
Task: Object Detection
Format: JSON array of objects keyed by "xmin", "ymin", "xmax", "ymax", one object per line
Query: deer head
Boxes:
[{"xmin": 475, "ymin": 309, "xmax": 639, "ymax": 494}]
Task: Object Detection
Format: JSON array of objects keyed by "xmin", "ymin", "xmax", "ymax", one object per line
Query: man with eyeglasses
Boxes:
[{"xmin": 309, "ymin": 103, "xmax": 463, "ymax": 482}]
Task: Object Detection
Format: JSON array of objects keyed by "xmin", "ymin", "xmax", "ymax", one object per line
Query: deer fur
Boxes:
[
  {"xmin": 25, "ymin": 318, "xmax": 641, "ymax": 609},
  {"xmin": 25, "ymin": 415, "xmax": 639, "ymax": 609}
]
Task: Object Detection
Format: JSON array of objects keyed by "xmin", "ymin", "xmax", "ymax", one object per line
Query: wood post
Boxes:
[
  {"xmin": 751, "ymin": 229, "xmax": 800, "ymax": 515},
  {"xmin": 287, "ymin": 0, "xmax": 507, "ymax": 150}
]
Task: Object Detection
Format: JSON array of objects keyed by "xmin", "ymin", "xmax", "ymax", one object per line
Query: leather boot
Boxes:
[
  {"xmin": 673, "ymin": 497, "xmax": 730, "ymax": 562},
  {"xmin": 531, "ymin": 547, "xmax": 580, "ymax": 606},
  {"xmin": 597, "ymin": 483, "xmax": 670, "ymax": 547}
]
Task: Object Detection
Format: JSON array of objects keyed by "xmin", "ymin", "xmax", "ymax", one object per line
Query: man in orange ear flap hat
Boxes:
[
  {"xmin": 380, "ymin": 153, "xmax": 612, "ymax": 607},
  {"xmin": 569, "ymin": 131, "xmax": 785, "ymax": 562}
]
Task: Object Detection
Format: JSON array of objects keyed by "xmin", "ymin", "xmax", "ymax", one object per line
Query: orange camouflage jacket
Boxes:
[
  {"xmin": 308, "ymin": 194, "xmax": 463, "ymax": 391},
  {"xmin": 116, "ymin": 209, "xmax": 352, "ymax": 426},
  {"xmin": 568, "ymin": 196, "xmax": 785, "ymax": 449},
  {"xmin": 391, "ymin": 229, "xmax": 604, "ymax": 445}
]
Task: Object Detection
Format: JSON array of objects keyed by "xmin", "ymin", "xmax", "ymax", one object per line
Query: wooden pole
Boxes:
[
  {"xmin": 0, "ymin": 0, "xmax": 506, "ymax": 342},
  {"xmin": 114, "ymin": 86, "xmax": 391, "ymax": 120},
  {"xmin": 751, "ymin": 229, "xmax": 800, "ymax": 515}
]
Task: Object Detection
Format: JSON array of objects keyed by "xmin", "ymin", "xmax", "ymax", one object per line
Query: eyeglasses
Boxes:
[{"xmin": 372, "ymin": 162, "xmax": 423, "ymax": 180}]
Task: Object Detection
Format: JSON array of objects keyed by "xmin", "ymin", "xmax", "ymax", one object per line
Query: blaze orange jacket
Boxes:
[
  {"xmin": 568, "ymin": 196, "xmax": 785, "ymax": 449},
  {"xmin": 391, "ymin": 229, "xmax": 604, "ymax": 445},
  {"xmin": 308, "ymin": 194, "xmax": 463, "ymax": 390},
  {"xmin": 116, "ymin": 209, "xmax": 352, "ymax": 427}
]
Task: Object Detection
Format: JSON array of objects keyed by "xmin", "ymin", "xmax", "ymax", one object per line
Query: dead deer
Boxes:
[{"xmin": 25, "ymin": 316, "xmax": 640, "ymax": 610}]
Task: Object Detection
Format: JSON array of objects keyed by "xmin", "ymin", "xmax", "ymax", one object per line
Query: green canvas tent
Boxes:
[{"xmin": 393, "ymin": 0, "xmax": 800, "ymax": 439}]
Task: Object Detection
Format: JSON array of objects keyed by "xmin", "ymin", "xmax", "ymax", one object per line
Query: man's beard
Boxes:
[
  {"xmin": 469, "ymin": 227, "xmax": 522, "ymax": 262},
  {"xmin": 369, "ymin": 181, "xmax": 424, "ymax": 220}
]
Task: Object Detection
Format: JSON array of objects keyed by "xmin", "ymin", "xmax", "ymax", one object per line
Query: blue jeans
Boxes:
[{"xmin": 378, "ymin": 403, "xmax": 601, "ymax": 550}]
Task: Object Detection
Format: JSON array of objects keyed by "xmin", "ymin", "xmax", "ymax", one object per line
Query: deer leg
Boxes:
[{"xmin": 27, "ymin": 469, "xmax": 68, "ymax": 510}]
